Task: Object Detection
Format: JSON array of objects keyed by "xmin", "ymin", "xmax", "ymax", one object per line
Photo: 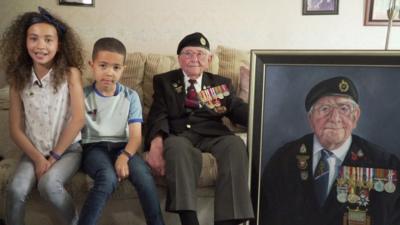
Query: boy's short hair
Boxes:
[{"xmin": 92, "ymin": 37, "xmax": 126, "ymax": 62}]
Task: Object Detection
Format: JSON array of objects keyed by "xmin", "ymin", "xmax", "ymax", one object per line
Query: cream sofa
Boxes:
[{"xmin": 0, "ymin": 45, "xmax": 250, "ymax": 225}]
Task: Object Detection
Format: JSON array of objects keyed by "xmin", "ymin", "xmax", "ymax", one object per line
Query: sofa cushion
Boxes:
[
  {"xmin": 143, "ymin": 54, "xmax": 180, "ymax": 120},
  {"xmin": 0, "ymin": 109, "xmax": 19, "ymax": 159},
  {"xmin": 119, "ymin": 52, "xmax": 147, "ymax": 105},
  {"xmin": 0, "ymin": 86, "xmax": 9, "ymax": 110},
  {"xmin": 216, "ymin": 45, "xmax": 250, "ymax": 92},
  {"xmin": 238, "ymin": 65, "xmax": 250, "ymax": 103},
  {"xmin": 0, "ymin": 158, "xmax": 18, "ymax": 218}
]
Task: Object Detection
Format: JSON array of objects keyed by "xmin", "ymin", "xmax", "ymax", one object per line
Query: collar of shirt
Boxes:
[
  {"xmin": 312, "ymin": 135, "xmax": 351, "ymax": 172},
  {"xmin": 92, "ymin": 82, "xmax": 121, "ymax": 97},
  {"xmin": 31, "ymin": 68, "xmax": 52, "ymax": 87},
  {"xmin": 183, "ymin": 71, "xmax": 202, "ymax": 93}
]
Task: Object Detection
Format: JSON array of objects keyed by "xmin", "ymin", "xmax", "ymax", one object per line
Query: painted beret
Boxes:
[
  {"xmin": 177, "ymin": 32, "xmax": 210, "ymax": 54},
  {"xmin": 305, "ymin": 76, "xmax": 359, "ymax": 111}
]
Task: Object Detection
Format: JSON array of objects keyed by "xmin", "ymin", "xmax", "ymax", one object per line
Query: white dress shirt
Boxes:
[{"xmin": 312, "ymin": 135, "xmax": 351, "ymax": 193}]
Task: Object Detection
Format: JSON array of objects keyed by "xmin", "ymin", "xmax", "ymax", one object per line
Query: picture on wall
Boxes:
[
  {"xmin": 248, "ymin": 50, "xmax": 400, "ymax": 225},
  {"xmin": 302, "ymin": 0, "xmax": 339, "ymax": 15},
  {"xmin": 365, "ymin": 0, "xmax": 400, "ymax": 26},
  {"xmin": 59, "ymin": 0, "xmax": 94, "ymax": 6}
]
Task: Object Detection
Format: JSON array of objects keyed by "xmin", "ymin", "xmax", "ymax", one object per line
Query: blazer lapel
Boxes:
[
  {"xmin": 296, "ymin": 136, "xmax": 319, "ymax": 207},
  {"xmin": 201, "ymin": 72, "xmax": 213, "ymax": 90},
  {"xmin": 172, "ymin": 70, "xmax": 186, "ymax": 109}
]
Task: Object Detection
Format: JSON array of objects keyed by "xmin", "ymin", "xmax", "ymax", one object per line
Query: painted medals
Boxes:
[{"xmin": 296, "ymin": 144, "xmax": 310, "ymax": 181}]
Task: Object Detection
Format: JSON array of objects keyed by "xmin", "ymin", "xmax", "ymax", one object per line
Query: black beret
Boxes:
[
  {"xmin": 305, "ymin": 76, "xmax": 358, "ymax": 111},
  {"xmin": 177, "ymin": 32, "xmax": 210, "ymax": 54}
]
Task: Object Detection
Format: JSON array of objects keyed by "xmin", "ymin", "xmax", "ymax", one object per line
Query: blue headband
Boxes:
[{"xmin": 31, "ymin": 7, "xmax": 66, "ymax": 35}]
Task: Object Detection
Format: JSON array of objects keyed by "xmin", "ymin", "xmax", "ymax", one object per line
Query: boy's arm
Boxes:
[
  {"xmin": 9, "ymin": 85, "xmax": 50, "ymax": 178},
  {"xmin": 115, "ymin": 122, "xmax": 142, "ymax": 181},
  {"xmin": 50, "ymin": 68, "xmax": 85, "ymax": 162},
  {"xmin": 124, "ymin": 122, "xmax": 142, "ymax": 156}
]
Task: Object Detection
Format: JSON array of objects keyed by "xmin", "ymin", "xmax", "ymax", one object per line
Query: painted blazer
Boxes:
[{"xmin": 261, "ymin": 134, "xmax": 400, "ymax": 225}]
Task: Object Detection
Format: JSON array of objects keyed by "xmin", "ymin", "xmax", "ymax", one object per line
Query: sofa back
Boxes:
[{"xmin": 0, "ymin": 46, "xmax": 250, "ymax": 158}]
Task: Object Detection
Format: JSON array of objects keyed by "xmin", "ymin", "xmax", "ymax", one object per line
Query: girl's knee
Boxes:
[
  {"xmin": 7, "ymin": 180, "xmax": 31, "ymax": 201},
  {"xmin": 37, "ymin": 175, "xmax": 64, "ymax": 197}
]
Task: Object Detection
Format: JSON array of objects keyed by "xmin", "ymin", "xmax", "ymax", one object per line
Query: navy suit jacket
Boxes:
[{"xmin": 145, "ymin": 69, "xmax": 248, "ymax": 150}]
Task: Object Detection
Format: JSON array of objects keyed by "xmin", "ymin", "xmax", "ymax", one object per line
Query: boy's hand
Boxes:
[
  {"xmin": 115, "ymin": 154, "xmax": 130, "ymax": 181},
  {"xmin": 146, "ymin": 136, "xmax": 165, "ymax": 176}
]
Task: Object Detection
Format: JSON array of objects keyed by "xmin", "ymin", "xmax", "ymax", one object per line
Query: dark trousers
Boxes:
[{"xmin": 163, "ymin": 131, "xmax": 254, "ymax": 222}]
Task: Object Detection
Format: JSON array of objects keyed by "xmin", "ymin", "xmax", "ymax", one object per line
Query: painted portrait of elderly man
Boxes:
[{"xmin": 248, "ymin": 52, "xmax": 400, "ymax": 225}]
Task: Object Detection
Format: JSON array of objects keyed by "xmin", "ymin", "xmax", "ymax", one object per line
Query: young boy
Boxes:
[{"xmin": 78, "ymin": 37, "xmax": 164, "ymax": 225}]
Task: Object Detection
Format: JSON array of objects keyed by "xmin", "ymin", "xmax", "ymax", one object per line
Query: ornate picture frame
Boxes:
[
  {"xmin": 248, "ymin": 50, "xmax": 400, "ymax": 225},
  {"xmin": 302, "ymin": 0, "xmax": 339, "ymax": 15}
]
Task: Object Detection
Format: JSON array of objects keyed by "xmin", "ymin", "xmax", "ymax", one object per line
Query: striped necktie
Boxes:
[{"xmin": 314, "ymin": 149, "xmax": 332, "ymax": 206}]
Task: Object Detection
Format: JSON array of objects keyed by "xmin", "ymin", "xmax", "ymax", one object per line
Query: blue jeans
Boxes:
[
  {"xmin": 6, "ymin": 143, "xmax": 82, "ymax": 225},
  {"xmin": 78, "ymin": 142, "xmax": 164, "ymax": 225}
]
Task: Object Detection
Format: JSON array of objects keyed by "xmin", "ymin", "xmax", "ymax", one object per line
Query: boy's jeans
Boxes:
[{"xmin": 78, "ymin": 142, "xmax": 164, "ymax": 225}]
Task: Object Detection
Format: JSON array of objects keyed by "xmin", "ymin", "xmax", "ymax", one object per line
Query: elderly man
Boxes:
[
  {"xmin": 261, "ymin": 76, "xmax": 400, "ymax": 225},
  {"xmin": 145, "ymin": 32, "xmax": 254, "ymax": 225}
]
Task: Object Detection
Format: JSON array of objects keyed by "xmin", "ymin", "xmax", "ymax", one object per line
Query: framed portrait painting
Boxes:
[
  {"xmin": 59, "ymin": 0, "xmax": 94, "ymax": 6},
  {"xmin": 248, "ymin": 50, "xmax": 400, "ymax": 225},
  {"xmin": 302, "ymin": 0, "xmax": 339, "ymax": 15},
  {"xmin": 364, "ymin": 0, "xmax": 400, "ymax": 26}
]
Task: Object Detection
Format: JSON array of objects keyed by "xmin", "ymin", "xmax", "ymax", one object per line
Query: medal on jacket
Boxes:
[
  {"xmin": 384, "ymin": 169, "xmax": 396, "ymax": 193},
  {"xmin": 296, "ymin": 144, "xmax": 310, "ymax": 180},
  {"xmin": 336, "ymin": 166, "xmax": 348, "ymax": 203},
  {"xmin": 374, "ymin": 168, "xmax": 385, "ymax": 192},
  {"xmin": 220, "ymin": 84, "xmax": 230, "ymax": 96},
  {"xmin": 198, "ymin": 85, "xmax": 228, "ymax": 113},
  {"xmin": 344, "ymin": 208, "xmax": 371, "ymax": 225}
]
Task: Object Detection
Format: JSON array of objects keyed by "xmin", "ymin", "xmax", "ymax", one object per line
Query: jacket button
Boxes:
[{"xmin": 186, "ymin": 124, "xmax": 191, "ymax": 129}]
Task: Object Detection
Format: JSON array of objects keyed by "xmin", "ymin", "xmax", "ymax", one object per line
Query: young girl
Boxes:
[{"xmin": 0, "ymin": 7, "xmax": 85, "ymax": 225}]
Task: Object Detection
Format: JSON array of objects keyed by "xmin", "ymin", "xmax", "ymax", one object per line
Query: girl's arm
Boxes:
[
  {"xmin": 115, "ymin": 122, "xmax": 142, "ymax": 181},
  {"xmin": 50, "ymin": 68, "xmax": 85, "ymax": 158},
  {"xmin": 9, "ymin": 85, "xmax": 50, "ymax": 177}
]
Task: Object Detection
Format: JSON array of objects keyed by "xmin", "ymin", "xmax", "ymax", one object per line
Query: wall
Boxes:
[{"xmin": 0, "ymin": 0, "xmax": 399, "ymax": 86}]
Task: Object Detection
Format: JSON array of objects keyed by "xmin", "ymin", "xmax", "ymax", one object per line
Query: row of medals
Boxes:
[
  {"xmin": 198, "ymin": 84, "xmax": 230, "ymax": 113},
  {"xmin": 336, "ymin": 166, "xmax": 397, "ymax": 208}
]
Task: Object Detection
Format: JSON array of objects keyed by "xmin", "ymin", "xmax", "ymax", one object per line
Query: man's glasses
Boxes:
[{"xmin": 180, "ymin": 50, "xmax": 208, "ymax": 60}]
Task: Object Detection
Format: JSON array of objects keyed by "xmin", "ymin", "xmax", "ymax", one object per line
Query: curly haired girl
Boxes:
[{"xmin": 0, "ymin": 7, "xmax": 85, "ymax": 225}]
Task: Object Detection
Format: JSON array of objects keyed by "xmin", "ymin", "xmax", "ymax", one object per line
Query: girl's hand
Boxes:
[
  {"xmin": 47, "ymin": 156, "xmax": 57, "ymax": 167},
  {"xmin": 115, "ymin": 154, "xmax": 130, "ymax": 182},
  {"xmin": 34, "ymin": 156, "xmax": 51, "ymax": 179}
]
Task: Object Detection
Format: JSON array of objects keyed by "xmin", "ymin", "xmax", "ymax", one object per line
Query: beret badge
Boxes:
[
  {"xmin": 200, "ymin": 37, "xmax": 207, "ymax": 46},
  {"xmin": 339, "ymin": 80, "xmax": 350, "ymax": 93}
]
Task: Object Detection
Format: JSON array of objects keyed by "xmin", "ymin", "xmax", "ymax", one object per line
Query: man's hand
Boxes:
[
  {"xmin": 146, "ymin": 136, "xmax": 166, "ymax": 176},
  {"xmin": 115, "ymin": 154, "xmax": 130, "ymax": 182}
]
